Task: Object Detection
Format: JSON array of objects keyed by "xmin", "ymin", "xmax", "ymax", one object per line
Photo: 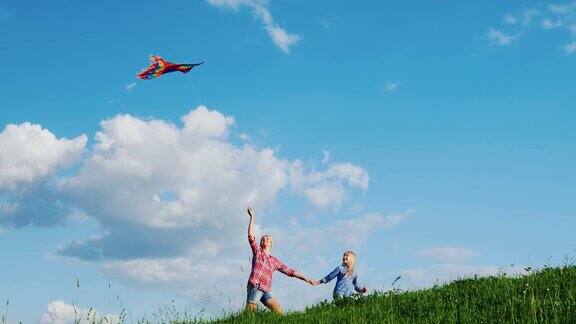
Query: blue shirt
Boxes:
[{"xmin": 320, "ymin": 265, "xmax": 365, "ymax": 298}]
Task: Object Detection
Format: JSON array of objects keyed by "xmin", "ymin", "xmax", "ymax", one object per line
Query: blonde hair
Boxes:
[{"xmin": 343, "ymin": 251, "xmax": 356, "ymax": 276}]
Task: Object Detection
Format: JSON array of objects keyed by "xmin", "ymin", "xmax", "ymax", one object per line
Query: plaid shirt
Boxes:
[{"xmin": 247, "ymin": 235, "xmax": 296, "ymax": 292}]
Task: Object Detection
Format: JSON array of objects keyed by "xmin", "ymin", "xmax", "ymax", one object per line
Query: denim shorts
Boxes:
[{"xmin": 246, "ymin": 282, "xmax": 273, "ymax": 305}]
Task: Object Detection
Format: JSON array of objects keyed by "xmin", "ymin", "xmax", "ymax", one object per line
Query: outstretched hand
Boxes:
[
  {"xmin": 247, "ymin": 206, "xmax": 254, "ymax": 218},
  {"xmin": 307, "ymin": 279, "xmax": 320, "ymax": 286}
]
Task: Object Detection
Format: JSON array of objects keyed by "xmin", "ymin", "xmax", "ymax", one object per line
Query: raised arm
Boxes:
[
  {"xmin": 247, "ymin": 206, "xmax": 255, "ymax": 240},
  {"xmin": 246, "ymin": 207, "xmax": 258, "ymax": 254}
]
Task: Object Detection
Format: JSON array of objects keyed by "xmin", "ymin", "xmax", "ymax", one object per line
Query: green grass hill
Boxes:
[{"xmin": 206, "ymin": 265, "xmax": 576, "ymax": 323}]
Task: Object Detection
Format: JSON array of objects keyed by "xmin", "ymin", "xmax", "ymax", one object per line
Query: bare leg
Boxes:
[
  {"xmin": 245, "ymin": 302, "xmax": 257, "ymax": 312},
  {"xmin": 264, "ymin": 298, "xmax": 283, "ymax": 315}
]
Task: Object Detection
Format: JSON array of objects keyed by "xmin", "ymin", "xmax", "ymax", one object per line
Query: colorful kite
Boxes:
[{"xmin": 137, "ymin": 55, "xmax": 204, "ymax": 80}]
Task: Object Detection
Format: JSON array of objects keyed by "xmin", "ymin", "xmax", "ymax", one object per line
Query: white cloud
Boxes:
[
  {"xmin": 102, "ymin": 257, "xmax": 234, "ymax": 287},
  {"xmin": 549, "ymin": 4, "xmax": 572, "ymax": 14},
  {"xmin": 206, "ymin": 0, "xmax": 300, "ymax": 53},
  {"xmin": 542, "ymin": 18, "xmax": 562, "ymax": 29},
  {"xmin": 206, "ymin": 0, "xmax": 252, "ymax": 10},
  {"xmin": 0, "ymin": 105, "xmax": 366, "ymax": 231},
  {"xmin": 238, "ymin": 132, "xmax": 251, "ymax": 142},
  {"xmin": 0, "ymin": 106, "xmax": 384, "ymax": 314},
  {"xmin": 501, "ymin": 8, "xmax": 539, "ymax": 28},
  {"xmin": 101, "ymin": 257, "xmax": 246, "ymax": 307},
  {"xmin": 40, "ymin": 300, "xmax": 120, "ymax": 324},
  {"xmin": 400, "ymin": 263, "xmax": 526, "ymax": 289},
  {"xmin": 126, "ymin": 82, "xmax": 137, "ymax": 93},
  {"xmin": 521, "ymin": 9, "xmax": 539, "ymax": 26},
  {"xmin": 415, "ymin": 246, "xmax": 477, "ymax": 263},
  {"xmin": 44, "ymin": 106, "xmax": 368, "ymax": 261},
  {"xmin": 494, "ymin": 3, "xmax": 576, "ymax": 52},
  {"xmin": 0, "ymin": 123, "xmax": 86, "ymax": 189},
  {"xmin": 385, "ymin": 81, "xmax": 400, "ymax": 92},
  {"xmin": 181, "ymin": 105, "xmax": 235, "ymax": 139},
  {"xmin": 58, "ymin": 109, "xmax": 286, "ymax": 232},
  {"xmin": 267, "ymin": 210, "xmax": 412, "ymax": 254},
  {"xmin": 321, "ymin": 149, "xmax": 332, "ymax": 164},
  {"xmin": 487, "ymin": 28, "xmax": 517, "ymax": 46},
  {"xmin": 288, "ymin": 160, "xmax": 369, "ymax": 209},
  {"xmin": 0, "ymin": 183, "xmax": 82, "ymax": 227},
  {"xmin": 318, "ymin": 17, "xmax": 334, "ymax": 29},
  {"xmin": 265, "ymin": 25, "xmax": 300, "ymax": 54},
  {"xmin": 504, "ymin": 14, "xmax": 518, "ymax": 25},
  {"xmin": 563, "ymin": 41, "xmax": 576, "ymax": 54}
]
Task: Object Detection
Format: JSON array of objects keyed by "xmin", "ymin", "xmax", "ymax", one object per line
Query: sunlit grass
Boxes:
[{"xmin": 206, "ymin": 265, "xmax": 576, "ymax": 323}]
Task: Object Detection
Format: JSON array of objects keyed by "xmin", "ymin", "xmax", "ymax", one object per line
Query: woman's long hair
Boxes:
[{"xmin": 344, "ymin": 251, "xmax": 356, "ymax": 276}]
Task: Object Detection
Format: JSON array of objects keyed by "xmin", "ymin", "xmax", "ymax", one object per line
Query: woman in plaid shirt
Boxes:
[{"xmin": 245, "ymin": 207, "xmax": 314, "ymax": 314}]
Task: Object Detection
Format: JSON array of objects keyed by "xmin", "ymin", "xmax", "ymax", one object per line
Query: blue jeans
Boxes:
[{"xmin": 246, "ymin": 282, "xmax": 273, "ymax": 305}]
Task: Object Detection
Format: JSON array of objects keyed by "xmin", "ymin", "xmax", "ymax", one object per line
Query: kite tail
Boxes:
[
  {"xmin": 177, "ymin": 65, "xmax": 194, "ymax": 74},
  {"xmin": 177, "ymin": 62, "xmax": 204, "ymax": 74}
]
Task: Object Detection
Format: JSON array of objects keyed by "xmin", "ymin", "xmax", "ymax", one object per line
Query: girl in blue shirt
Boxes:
[{"xmin": 313, "ymin": 251, "xmax": 368, "ymax": 299}]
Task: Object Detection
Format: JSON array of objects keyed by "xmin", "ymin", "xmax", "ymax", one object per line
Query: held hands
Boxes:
[{"xmin": 306, "ymin": 279, "xmax": 320, "ymax": 286}]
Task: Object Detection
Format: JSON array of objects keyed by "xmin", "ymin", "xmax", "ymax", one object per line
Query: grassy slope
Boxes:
[{"xmin": 208, "ymin": 266, "xmax": 576, "ymax": 323}]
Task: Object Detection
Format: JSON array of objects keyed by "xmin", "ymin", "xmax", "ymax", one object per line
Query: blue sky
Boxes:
[{"xmin": 1, "ymin": 0, "xmax": 575, "ymax": 322}]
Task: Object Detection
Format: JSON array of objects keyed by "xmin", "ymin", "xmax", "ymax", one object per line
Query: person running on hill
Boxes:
[
  {"xmin": 312, "ymin": 251, "xmax": 368, "ymax": 299},
  {"xmin": 245, "ymin": 206, "xmax": 314, "ymax": 314}
]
